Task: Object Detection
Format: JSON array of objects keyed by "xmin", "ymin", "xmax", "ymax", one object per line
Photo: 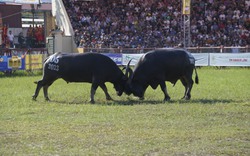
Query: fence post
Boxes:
[
  {"xmin": 220, "ymin": 45, "xmax": 224, "ymax": 53},
  {"xmin": 28, "ymin": 49, "xmax": 32, "ymax": 72}
]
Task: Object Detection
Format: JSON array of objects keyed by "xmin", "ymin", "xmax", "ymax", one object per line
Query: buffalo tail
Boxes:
[{"xmin": 194, "ymin": 67, "xmax": 199, "ymax": 84}]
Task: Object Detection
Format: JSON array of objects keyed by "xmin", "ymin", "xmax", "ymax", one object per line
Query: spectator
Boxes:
[
  {"xmin": 78, "ymin": 39, "xmax": 85, "ymax": 48},
  {"xmin": 2, "ymin": 24, "xmax": 8, "ymax": 47},
  {"xmin": 18, "ymin": 32, "xmax": 25, "ymax": 48},
  {"xmin": 26, "ymin": 25, "xmax": 33, "ymax": 48},
  {"xmin": 62, "ymin": 0, "xmax": 250, "ymax": 48},
  {"xmin": 7, "ymin": 30, "xmax": 14, "ymax": 48},
  {"xmin": 36, "ymin": 25, "xmax": 44, "ymax": 46}
]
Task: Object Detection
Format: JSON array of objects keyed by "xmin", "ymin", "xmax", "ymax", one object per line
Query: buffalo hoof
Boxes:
[
  {"xmin": 139, "ymin": 97, "xmax": 144, "ymax": 100},
  {"xmin": 45, "ymin": 97, "xmax": 50, "ymax": 101},
  {"xmin": 106, "ymin": 97, "xmax": 113, "ymax": 101},
  {"xmin": 32, "ymin": 96, "xmax": 37, "ymax": 101},
  {"xmin": 181, "ymin": 96, "xmax": 190, "ymax": 100},
  {"xmin": 89, "ymin": 99, "xmax": 95, "ymax": 104},
  {"xmin": 164, "ymin": 97, "xmax": 171, "ymax": 101}
]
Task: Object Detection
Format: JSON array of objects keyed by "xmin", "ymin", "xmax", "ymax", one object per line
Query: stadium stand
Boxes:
[{"xmin": 62, "ymin": 0, "xmax": 250, "ymax": 49}]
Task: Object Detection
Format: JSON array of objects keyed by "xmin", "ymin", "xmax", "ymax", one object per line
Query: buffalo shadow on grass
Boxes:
[
  {"xmin": 43, "ymin": 98, "xmax": 234, "ymax": 105},
  {"xmin": 45, "ymin": 99, "xmax": 99, "ymax": 105},
  {"xmin": 43, "ymin": 99, "xmax": 160, "ymax": 105},
  {"xmin": 114, "ymin": 98, "xmax": 235, "ymax": 105},
  {"xmin": 171, "ymin": 98, "xmax": 234, "ymax": 104}
]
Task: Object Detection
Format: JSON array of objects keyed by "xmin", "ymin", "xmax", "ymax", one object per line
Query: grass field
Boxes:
[{"xmin": 0, "ymin": 67, "xmax": 250, "ymax": 155}]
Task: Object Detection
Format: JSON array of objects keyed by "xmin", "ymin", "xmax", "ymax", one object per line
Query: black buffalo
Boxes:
[
  {"xmin": 125, "ymin": 49, "xmax": 199, "ymax": 101},
  {"xmin": 32, "ymin": 52, "xmax": 128, "ymax": 103}
]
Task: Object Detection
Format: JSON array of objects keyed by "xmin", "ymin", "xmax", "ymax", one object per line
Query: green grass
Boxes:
[{"xmin": 0, "ymin": 67, "xmax": 250, "ymax": 155}]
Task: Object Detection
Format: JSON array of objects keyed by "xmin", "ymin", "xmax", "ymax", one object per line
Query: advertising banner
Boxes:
[
  {"xmin": 122, "ymin": 54, "xmax": 143, "ymax": 66},
  {"xmin": 102, "ymin": 53, "xmax": 122, "ymax": 65},
  {"xmin": 0, "ymin": 54, "xmax": 25, "ymax": 71},
  {"xmin": 25, "ymin": 54, "xmax": 43, "ymax": 70},
  {"xmin": 14, "ymin": 0, "xmax": 39, "ymax": 4},
  {"xmin": 192, "ymin": 53, "xmax": 209, "ymax": 66},
  {"xmin": 0, "ymin": 0, "xmax": 14, "ymax": 3},
  {"xmin": 210, "ymin": 53, "xmax": 250, "ymax": 66},
  {"xmin": 122, "ymin": 53, "xmax": 209, "ymax": 66},
  {"xmin": 182, "ymin": 0, "xmax": 191, "ymax": 15},
  {"xmin": 0, "ymin": 56, "xmax": 9, "ymax": 71},
  {"xmin": 0, "ymin": 0, "xmax": 42, "ymax": 3},
  {"xmin": 41, "ymin": 0, "xmax": 51, "ymax": 3}
]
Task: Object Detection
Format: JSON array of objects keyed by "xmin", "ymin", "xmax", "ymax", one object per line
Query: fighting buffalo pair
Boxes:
[{"xmin": 32, "ymin": 49, "xmax": 199, "ymax": 103}]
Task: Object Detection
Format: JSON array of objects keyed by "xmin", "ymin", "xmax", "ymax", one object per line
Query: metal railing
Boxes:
[
  {"xmin": 81, "ymin": 46, "xmax": 250, "ymax": 54},
  {"xmin": 1, "ymin": 46, "xmax": 249, "ymax": 55}
]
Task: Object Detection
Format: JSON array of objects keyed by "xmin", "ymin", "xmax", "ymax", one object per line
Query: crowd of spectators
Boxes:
[
  {"xmin": 1, "ymin": 24, "xmax": 45, "ymax": 48},
  {"xmin": 62, "ymin": 0, "xmax": 250, "ymax": 48}
]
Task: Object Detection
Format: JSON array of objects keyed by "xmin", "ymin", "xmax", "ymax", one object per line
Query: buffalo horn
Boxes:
[{"xmin": 125, "ymin": 59, "xmax": 133, "ymax": 82}]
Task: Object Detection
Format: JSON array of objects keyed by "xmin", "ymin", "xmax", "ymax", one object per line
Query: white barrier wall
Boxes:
[
  {"xmin": 192, "ymin": 53, "xmax": 209, "ymax": 66},
  {"xmin": 210, "ymin": 53, "xmax": 250, "ymax": 66},
  {"xmin": 122, "ymin": 54, "xmax": 143, "ymax": 66},
  {"xmin": 120, "ymin": 53, "xmax": 250, "ymax": 66}
]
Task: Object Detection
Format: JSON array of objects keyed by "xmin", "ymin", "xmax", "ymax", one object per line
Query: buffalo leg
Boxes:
[
  {"xmin": 33, "ymin": 78, "xmax": 55, "ymax": 101},
  {"xmin": 160, "ymin": 81, "xmax": 171, "ymax": 101},
  {"xmin": 186, "ymin": 79, "xmax": 194, "ymax": 100},
  {"xmin": 32, "ymin": 80, "xmax": 43, "ymax": 100},
  {"xmin": 180, "ymin": 78, "xmax": 188, "ymax": 99},
  {"xmin": 90, "ymin": 84, "xmax": 98, "ymax": 104},
  {"xmin": 139, "ymin": 85, "xmax": 149, "ymax": 100},
  {"xmin": 100, "ymin": 84, "xmax": 112, "ymax": 101},
  {"xmin": 181, "ymin": 77, "xmax": 193, "ymax": 100},
  {"xmin": 43, "ymin": 85, "xmax": 50, "ymax": 101},
  {"xmin": 42, "ymin": 81, "xmax": 55, "ymax": 101}
]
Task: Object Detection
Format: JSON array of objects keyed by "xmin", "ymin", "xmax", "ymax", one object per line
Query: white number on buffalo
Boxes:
[{"xmin": 48, "ymin": 63, "xmax": 59, "ymax": 71}]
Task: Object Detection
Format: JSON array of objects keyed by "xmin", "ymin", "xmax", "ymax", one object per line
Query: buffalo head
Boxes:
[
  {"xmin": 113, "ymin": 75, "xmax": 128, "ymax": 96},
  {"xmin": 124, "ymin": 59, "xmax": 146, "ymax": 100}
]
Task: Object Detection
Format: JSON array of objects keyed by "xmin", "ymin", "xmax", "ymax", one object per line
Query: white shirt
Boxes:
[{"xmin": 8, "ymin": 33, "xmax": 14, "ymax": 42}]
